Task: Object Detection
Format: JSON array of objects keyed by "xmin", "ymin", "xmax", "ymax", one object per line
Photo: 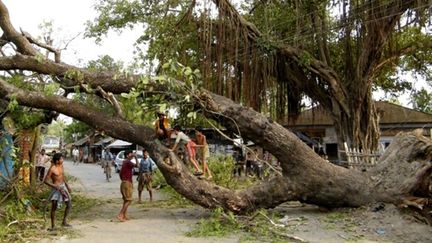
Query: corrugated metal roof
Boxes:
[
  {"xmin": 283, "ymin": 101, "xmax": 432, "ymax": 127},
  {"xmin": 73, "ymin": 136, "xmax": 89, "ymax": 146},
  {"xmin": 94, "ymin": 137, "xmax": 114, "ymax": 146},
  {"xmin": 106, "ymin": 139, "xmax": 132, "ymax": 148}
]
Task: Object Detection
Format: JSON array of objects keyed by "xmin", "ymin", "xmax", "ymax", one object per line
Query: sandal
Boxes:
[{"xmin": 193, "ymin": 171, "xmax": 204, "ymax": 176}]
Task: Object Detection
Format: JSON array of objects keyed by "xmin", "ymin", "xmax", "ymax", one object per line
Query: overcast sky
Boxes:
[{"xmin": 3, "ymin": 0, "xmax": 139, "ymax": 65}]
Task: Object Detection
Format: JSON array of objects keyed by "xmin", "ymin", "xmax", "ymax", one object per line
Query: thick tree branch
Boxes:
[
  {"xmin": 21, "ymin": 30, "xmax": 61, "ymax": 63},
  {"xmin": 95, "ymin": 86, "xmax": 124, "ymax": 118},
  {"xmin": 357, "ymin": 0, "xmax": 422, "ymax": 87},
  {"xmin": 0, "ymin": 54, "xmax": 137, "ymax": 93},
  {"xmin": 373, "ymin": 41, "xmax": 432, "ymax": 76},
  {"xmin": 0, "ymin": 0, "xmax": 38, "ymax": 56}
]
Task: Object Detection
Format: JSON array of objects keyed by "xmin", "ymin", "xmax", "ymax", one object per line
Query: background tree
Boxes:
[
  {"xmin": 411, "ymin": 88, "xmax": 432, "ymax": 113},
  {"xmin": 87, "ymin": 0, "xmax": 432, "ymax": 151}
]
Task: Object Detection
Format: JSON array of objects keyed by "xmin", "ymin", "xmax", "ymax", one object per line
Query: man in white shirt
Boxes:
[
  {"xmin": 36, "ymin": 149, "xmax": 50, "ymax": 181},
  {"xmin": 72, "ymin": 147, "xmax": 79, "ymax": 165},
  {"xmin": 170, "ymin": 125, "xmax": 203, "ymax": 176}
]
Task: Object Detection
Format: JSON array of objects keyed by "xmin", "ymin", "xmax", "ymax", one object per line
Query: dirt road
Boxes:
[
  {"xmin": 39, "ymin": 159, "xmax": 238, "ymax": 243},
  {"xmin": 38, "ymin": 159, "xmax": 432, "ymax": 243}
]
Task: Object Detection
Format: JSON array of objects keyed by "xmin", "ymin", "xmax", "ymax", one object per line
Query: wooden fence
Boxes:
[{"xmin": 339, "ymin": 142, "xmax": 385, "ymax": 170}]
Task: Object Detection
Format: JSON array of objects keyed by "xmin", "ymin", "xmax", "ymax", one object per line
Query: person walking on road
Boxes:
[
  {"xmin": 118, "ymin": 150, "xmax": 138, "ymax": 222},
  {"xmin": 103, "ymin": 148, "xmax": 114, "ymax": 182}
]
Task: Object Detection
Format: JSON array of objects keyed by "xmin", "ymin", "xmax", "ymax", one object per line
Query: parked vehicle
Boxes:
[{"xmin": 114, "ymin": 150, "xmax": 142, "ymax": 174}]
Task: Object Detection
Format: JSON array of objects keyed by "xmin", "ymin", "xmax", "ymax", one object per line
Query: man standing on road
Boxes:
[
  {"xmin": 35, "ymin": 149, "xmax": 50, "ymax": 181},
  {"xmin": 138, "ymin": 150, "xmax": 156, "ymax": 203},
  {"xmin": 103, "ymin": 148, "xmax": 114, "ymax": 182},
  {"xmin": 72, "ymin": 147, "xmax": 79, "ymax": 165},
  {"xmin": 118, "ymin": 150, "xmax": 138, "ymax": 222},
  {"xmin": 44, "ymin": 153, "xmax": 72, "ymax": 230}
]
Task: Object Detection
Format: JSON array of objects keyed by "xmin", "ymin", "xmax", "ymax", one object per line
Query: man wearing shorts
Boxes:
[
  {"xmin": 118, "ymin": 150, "xmax": 138, "ymax": 222},
  {"xmin": 195, "ymin": 127, "xmax": 212, "ymax": 179},
  {"xmin": 170, "ymin": 125, "xmax": 203, "ymax": 175},
  {"xmin": 138, "ymin": 150, "xmax": 156, "ymax": 203}
]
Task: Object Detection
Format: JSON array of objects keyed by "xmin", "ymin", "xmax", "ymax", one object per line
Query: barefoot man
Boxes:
[
  {"xmin": 118, "ymin": 150, "xmax": 138, "ymax": 222},
  {"xmin": 44, "ymin": 153, "xmax": 72, "ymax": 230}
]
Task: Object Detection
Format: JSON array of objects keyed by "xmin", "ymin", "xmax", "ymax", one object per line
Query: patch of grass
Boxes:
[
  {"xmin": 186, "ymin": 208, "xmax": 292, "ymax": 242},
  {"xmin": 207, "ymin": 156, "xmax": 255, "ymax": 190},
  {"xmin": 0, "ymin": 185, "xmax": 99, "ymax": 243},
  {"xmin": 186, "ymin": 208, "xmax": 240, "ymax": 237},
  {"xmin": 325, "ymin": 210, "xmax": 350, "ymax": 222}
]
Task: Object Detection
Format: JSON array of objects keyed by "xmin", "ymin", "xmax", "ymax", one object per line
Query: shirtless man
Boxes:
[
  {"xmin": 195, "ymin": 127, "xmax": 212, "ymax": 179},
  {"xmin": 44, "ymin": 153, "xmax": 72, "ymax": 230}
]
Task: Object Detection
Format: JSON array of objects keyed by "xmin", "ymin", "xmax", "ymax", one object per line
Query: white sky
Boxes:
[{"xmin": 3, "ymin": 0, "xmax": 140, "ymax": 65}]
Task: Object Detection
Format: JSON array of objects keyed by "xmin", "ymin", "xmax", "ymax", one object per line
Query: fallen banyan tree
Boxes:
[{"xmin": 0, "ymin": 0, "xmax": 431, "ymax": 215}]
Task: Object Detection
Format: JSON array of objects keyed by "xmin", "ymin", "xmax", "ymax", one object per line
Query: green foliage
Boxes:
[
  {"xmin": 186, "ymin": 207, "xmax": 240, "ymax": 237},
  {"xmin": 87, "ymin": 55, "xmax": 124, "ymax": 72},
  {"xmin": 207, "ymin": 155, "xmax": 255, "ymax": 189},
  {"xmin": 186, "ymin": 207, "xmax": 291, "ymax": 242},
  {"xmin": 64, "ymin": 120, "xmax": 92, "ymax": 143},
  {"xmin": 411, "ymin": 88, "xmax": 432, "ymax": 113},
  {"xmin": 0, "ymin": 185, "xmax": 98, "ymax": 242},
  {"xmin": 87, "ymin": 0, "xmax": 202, "ymax": 69},
  {"xmin": 3, "ymin": 75, "xmax": 61, "ymax": 130},
  {"xmin": 8, "ymin": 108, "xmax": 46, "ymax": 130},
  {"xmin": 47, "ymin": 120, "xmax": 67, "ymax": 137}
]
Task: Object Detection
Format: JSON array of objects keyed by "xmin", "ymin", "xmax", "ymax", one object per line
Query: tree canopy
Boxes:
[{"xmin": 86, "ymin": 0, "xmax": 432, "ymax": 150}]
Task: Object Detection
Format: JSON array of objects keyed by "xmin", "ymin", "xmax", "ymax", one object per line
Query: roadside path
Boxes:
[{"xmin": 39, "ymin": 159, "xmax": 238, "ymax": 243}]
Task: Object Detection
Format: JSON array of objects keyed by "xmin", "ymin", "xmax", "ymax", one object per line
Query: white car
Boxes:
[{"xmin": 114, "ymin": 150, "xmax": 143, "ymax": 174}]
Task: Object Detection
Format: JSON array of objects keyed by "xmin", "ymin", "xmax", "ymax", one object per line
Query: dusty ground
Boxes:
[{"xmin": 38, "ymin": 160, "xmax": 432, "ymax": 243}]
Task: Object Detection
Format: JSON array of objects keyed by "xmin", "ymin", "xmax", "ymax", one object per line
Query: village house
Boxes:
[{"xmin": 282, "ymin": 101, "xmax": 432, "ymax": 163}]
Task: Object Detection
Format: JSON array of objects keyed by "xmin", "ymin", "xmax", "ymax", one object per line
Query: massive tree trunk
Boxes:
[
  {"xmin": 1, "ymin": 79, "xmax": 431, "ymax": 214},
  {"xmin": 0, "ymin": 0, "xmax": 431, "ymax": 215}
]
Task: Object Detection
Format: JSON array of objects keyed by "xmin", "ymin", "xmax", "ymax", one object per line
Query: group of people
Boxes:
[
  {"xmin": 41, "ymin": 111, "xmax": 224, "ymax": 228},
  {"xmin": 232, "ymin": 148, "xmax": 277, "ymax": 180},
  {"xmin": 156, "ymin": 112, "xmax": 212, "ymax": 179},
  {"xmin": 72, "ymin": 146, "xmax": 90, "ymax": 165}
]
